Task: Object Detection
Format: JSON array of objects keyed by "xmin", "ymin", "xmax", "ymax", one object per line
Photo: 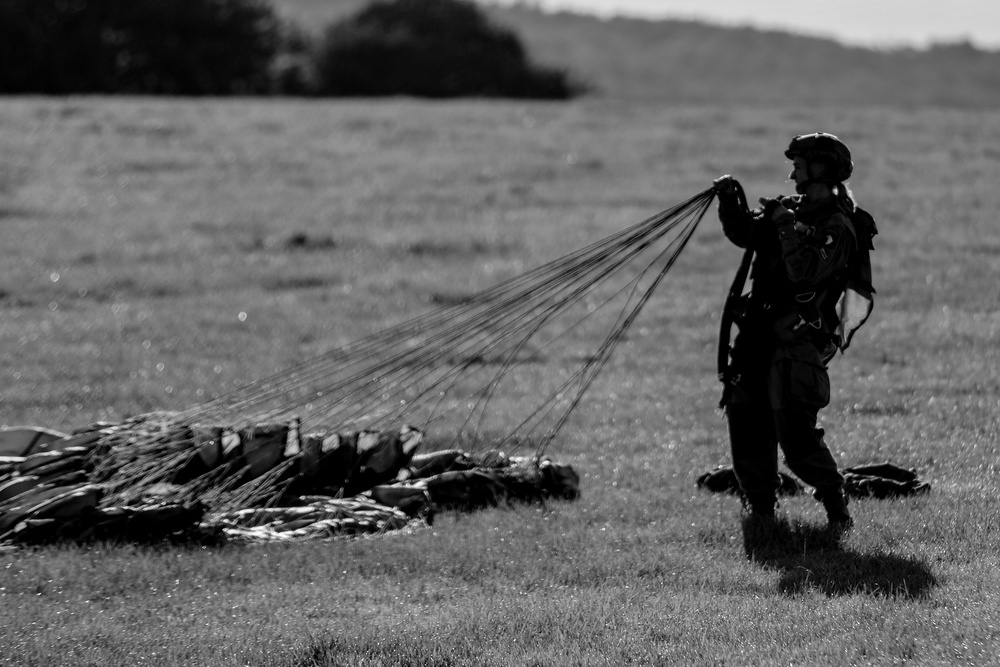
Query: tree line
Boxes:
[{"xmin": 0, "ymin": 0, "xmax": 582, "ymax": 98}]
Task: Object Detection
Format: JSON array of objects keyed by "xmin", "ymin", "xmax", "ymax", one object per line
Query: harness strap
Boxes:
[
  {"xmin": 717, "ymin": 245, "xmax": 754, "ymax": 381},
  {"xmin": 717, "ymin": 182, "xmax": 754, "ymax": 382}
]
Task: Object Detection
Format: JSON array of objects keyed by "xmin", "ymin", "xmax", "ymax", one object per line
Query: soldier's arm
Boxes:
[
  {"xmin": 718, "ymin": 198, "xmax": 756, "ymax": 249},
  {"xmin": 714, "ymin": 177, "xmax": 756, "ymax": 249}
]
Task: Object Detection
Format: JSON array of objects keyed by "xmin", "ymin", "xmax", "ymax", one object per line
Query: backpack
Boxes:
[{"xmin": 836, "ymin": 206, "xmax": 877, "ymax": 352}]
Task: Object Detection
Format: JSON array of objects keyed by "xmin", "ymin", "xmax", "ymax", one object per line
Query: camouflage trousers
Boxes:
[{"xmin": 722, "ymin": 336, "xmax": 845, "ymax": 513}]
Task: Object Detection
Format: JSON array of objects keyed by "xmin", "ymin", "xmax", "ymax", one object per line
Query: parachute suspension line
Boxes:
[
  {"xmin": 524, "ymin": 189, "xmax": 714, "ymax": 456},
  {"xmin": 178, "ymin": 188, "xmax": 717, "ymax": 457},
  {"xmin": 471, "ymin": 193, "xmax": 711, "ymax": 456},
  {"xmin": 187, "ymin": 219, "xmax": 648, "ymax": 426},
  {"xmin": 186, "ymin": 187, "xmax": 706, "ymax": 420},
  {"xmin": 183, "ymin": 193, "xmax": 692, "ymax": 420}
]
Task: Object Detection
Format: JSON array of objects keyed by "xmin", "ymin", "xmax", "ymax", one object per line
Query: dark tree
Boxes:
[
  {"xmin": 0, "ymin": 0, "xmax": 280, "ymax": 95},
  {"xmin": 314, "ymin": 0, "xmax": 582, "ymax": 99}
]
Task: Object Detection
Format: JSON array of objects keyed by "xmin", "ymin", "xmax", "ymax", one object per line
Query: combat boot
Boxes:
[
  {"xmin": 819, "ymin": 489, "xmax": 853, "ymax": 531},
  {"xmin": 741, "ymin": 493, "xmax": 777, "ymax": 524}
]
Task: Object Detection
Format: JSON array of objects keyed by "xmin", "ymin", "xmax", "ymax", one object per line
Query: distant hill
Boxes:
[{"xmin": 272, "ymin": 0, "xmax": 1000, "ymax": 107}]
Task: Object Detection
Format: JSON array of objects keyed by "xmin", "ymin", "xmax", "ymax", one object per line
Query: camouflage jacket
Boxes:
[{"xmin": 717, "ymin": 192, "xmax": 857, "ymax": 343}]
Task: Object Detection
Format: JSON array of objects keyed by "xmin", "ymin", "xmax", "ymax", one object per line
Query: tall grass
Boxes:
[{"xmin": 1, "ymin": 98, "xmax": 999, "ymax": 665}]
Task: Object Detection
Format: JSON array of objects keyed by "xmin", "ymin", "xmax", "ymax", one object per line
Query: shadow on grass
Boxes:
[
  {"xmin": 295, "ymin": 637, "xmax": 459, "ymax": 667},
  {"xmin": 741, "ymin": 516, "xmax": 938, "ymax": 598}
]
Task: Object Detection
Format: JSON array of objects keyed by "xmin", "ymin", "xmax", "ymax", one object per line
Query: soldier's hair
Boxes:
[{"xmin": 832, "ymin": 182, "xmax": 857, "ymax": 213}]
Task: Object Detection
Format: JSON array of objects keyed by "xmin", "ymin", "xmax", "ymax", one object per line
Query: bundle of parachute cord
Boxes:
[{"xmin": 0, "ymin": 188, "xmax": 717, "ymax": 546}]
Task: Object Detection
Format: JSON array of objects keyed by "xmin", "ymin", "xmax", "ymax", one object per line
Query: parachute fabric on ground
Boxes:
[
  {"xmin": 696, "ymin": 462, "xmax": 931, "ymax": 500},
  {"xmin": 1, "ymin": 188, "xmax": 716, "ymax": 543}
]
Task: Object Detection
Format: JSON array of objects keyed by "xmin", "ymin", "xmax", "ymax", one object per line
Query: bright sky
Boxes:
[{"xmin": 491, "ymin": 0, "xmax": 1000, "ymax": 48}]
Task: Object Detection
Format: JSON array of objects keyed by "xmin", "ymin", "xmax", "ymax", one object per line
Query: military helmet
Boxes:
[{"xmin": 784, "ymin": 132, "xmax": 853, "ymax": 182}]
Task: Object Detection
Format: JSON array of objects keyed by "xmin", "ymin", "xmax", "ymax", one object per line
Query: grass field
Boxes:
[{"xmin": 2, "ymin": 97, "xmax": 1000, "ymax": 666}]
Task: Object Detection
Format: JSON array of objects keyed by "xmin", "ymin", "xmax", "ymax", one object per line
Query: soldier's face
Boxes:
[
  {"xmin": 789, "ymin": 157, "xmax": 809, "ymax": 184},
  {"xmin": 790, "ymin": 157, "xmax": 810, "ymax": 193}
]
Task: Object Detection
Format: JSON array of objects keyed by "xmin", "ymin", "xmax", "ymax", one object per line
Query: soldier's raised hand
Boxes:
[{"xmin": 712, "ymin": 174, "xmax": 738, "ymax": 195}]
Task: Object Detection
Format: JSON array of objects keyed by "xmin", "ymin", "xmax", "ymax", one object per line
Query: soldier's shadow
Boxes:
[{"xmin": 741, "ymin": 517, "xmax": 938, "ymax": 598}]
